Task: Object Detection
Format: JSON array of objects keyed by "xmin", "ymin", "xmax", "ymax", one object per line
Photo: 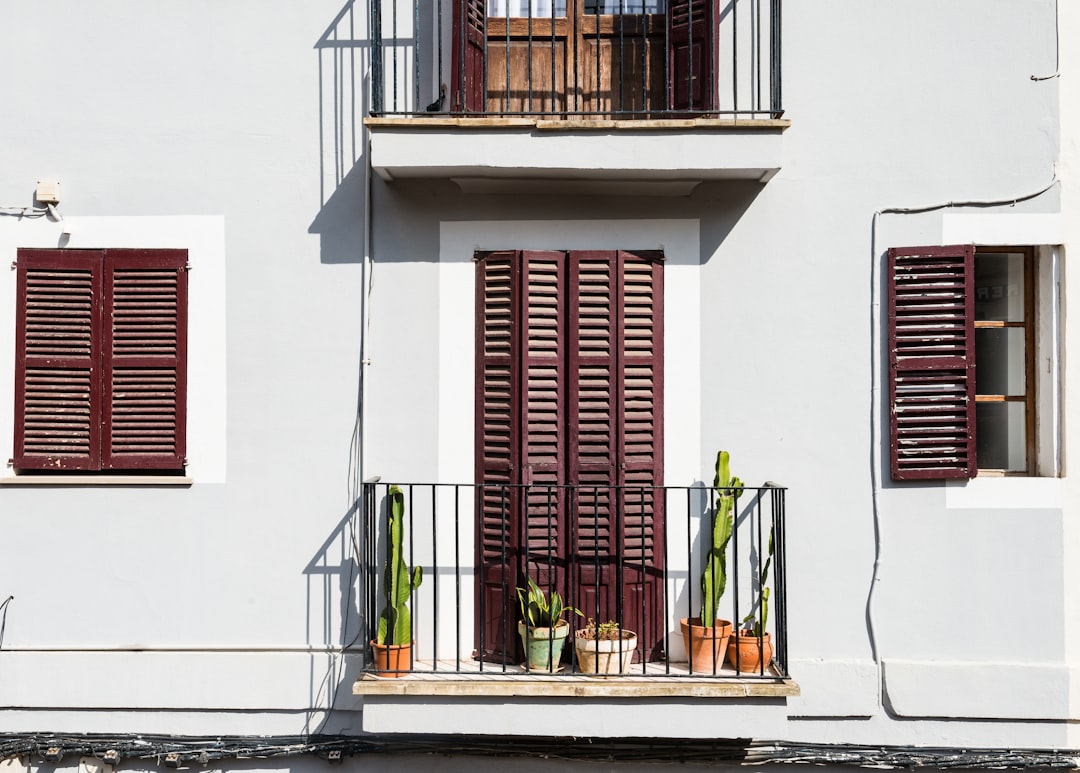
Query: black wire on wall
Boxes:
[{"xmin": 1, "ymin": 734, "xmax": 1077, "ymax": 769}]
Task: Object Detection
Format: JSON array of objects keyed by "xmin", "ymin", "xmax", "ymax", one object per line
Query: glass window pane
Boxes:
[
  {"xmin": 487, "ymin": 0, "xmax": 566, "ymax": 17},
  {"xmin": 583, "ymin": 0, "xmax": 665, "ymax": 13},
  {"xmin": 975, "ymin": 327, "xmax": 1026, "ymax": 396},
  {"xmin": 974, "ymin": 252, "xmax": 1025, "ymax": 322},
  {"xmin": 976, "ymin": 402, "xmax": 1027, "ymax": 472}
]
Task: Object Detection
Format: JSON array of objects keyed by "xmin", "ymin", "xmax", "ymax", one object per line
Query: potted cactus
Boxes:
[
  {"xmin": 574, "ymin": 619, "xmax": 638, "ymax": 675},
  {"xmin": 680, "ymin": 450, "xmax": 742, "ymax": 673},
  {"xmin": 371, "ymin": 485, "xmax": 423, "ymax": 677},
  {"xmin": 517, "ymin": 577, "xmax": 582, "ymax": 672},
  {"xmin": 728, "ymin": 527, "xmax": 774, "ymax": 673}
]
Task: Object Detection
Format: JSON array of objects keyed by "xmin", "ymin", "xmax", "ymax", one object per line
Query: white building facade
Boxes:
[{"xmin": 1, "ymin": 0, "xmax": 1078, "ymax": 771}]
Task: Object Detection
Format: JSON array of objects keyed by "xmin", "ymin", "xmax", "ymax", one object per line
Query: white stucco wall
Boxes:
[{"xmin": 0, "ymin": 0, "xmax": 1073, "ymax": 756}]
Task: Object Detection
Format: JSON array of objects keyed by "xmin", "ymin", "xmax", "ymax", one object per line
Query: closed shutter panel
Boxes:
[
  {"xmin": 14, "ymin": 249, "xmax": 104, "ymax": 470},
  {"xmin": 452, "ymin": 0, "xmax": 486, "ymax": 112},
  {"xmin": 667, "ymin": 0, "xmax": 718, "ymax": 112},
  {"xmin": 887, "ymin": 245, "xmax": 976, "ymax": 480},
  {"xmin": 568, "ymin": 250, "xmax": 664, "ymax": 660},
  {"xmin": 618, "ymin": 251, "xmax": 664, "ymax": 658},
  {"xmin": 520, "ymin": 251, "xmax": 568, "ymax": 593},
  {"xmin": 101, "ymin": 250, "xmax": 188, "ymax": 470},
  {"xmin": 475, "ymin": 251, "xmax": 521, "ymax": 660}
]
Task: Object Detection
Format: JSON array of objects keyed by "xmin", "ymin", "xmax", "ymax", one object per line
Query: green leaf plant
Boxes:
[{"xmin": 517, "ymin": 577, "xmax": 583, "ymax": 629}]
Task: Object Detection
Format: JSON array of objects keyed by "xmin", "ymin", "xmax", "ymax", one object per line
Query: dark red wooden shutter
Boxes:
[
  {"xmin": 519, "ymin": 251, "xmax": 568, "ymax": 593},
  {"xmin": 101, "ymin": 249, "xmax": 188, "ymax": 470},
  {"xmin": 567, "ymin": 250, "xmax": 664, "ymax": 660},
  {"xmin": 452, "ymin": 0, "xmax": 486, "ymax": 112},
  {"xmin": 14, "ymin": 249, "xmax": 104, "ymax": 470},
  {"xmin": 475, "ymin": 250, "xmax": 522, "ymax": 660},
  {"xmin": 888, "ymin": 245, "xmax": 976, "ymax": 480},
  {"xmin": 667, "ymin": 0, "xmax": 718, "ymax": 112}
]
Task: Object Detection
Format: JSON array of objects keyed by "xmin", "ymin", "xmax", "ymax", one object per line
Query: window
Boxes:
[
  {"xmin": 13, "ymin": 248, "xmax": 188, "ymax": 473},
  {"xmin": 474, "ymin": 249, "xmax": 664, "ymax": 659},
  {"xmin": 887, "ymin": 244, "xmax": 1054, "ymax": 480},
  {"xmin": 973, "ymin": 248, "xmax": 1034, "ymax": 473}
]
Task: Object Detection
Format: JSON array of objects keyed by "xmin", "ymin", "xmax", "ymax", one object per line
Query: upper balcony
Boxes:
[{"xmin": 364, "ymin": 0, "xmax": 787, "ymax": 191}]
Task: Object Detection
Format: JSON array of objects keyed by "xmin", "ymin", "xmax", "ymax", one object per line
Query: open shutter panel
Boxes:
[
  {"xmin": 451, "ymin": 0, "xmax": 486, "ymax": 112},
  {"xmin": 475, "ymin": 250, "xmax": 522, "ymax": 661},
  {"xmin": 101, "ymin": 249, "xmax": 188, "ymax": 470},
  {"xmin": 888, "ymin": 245, "xmax": 976, "ymax": 480},
  {"xmin": 667, "ymin": 0, "xmax": 718, "ymax": 112},
  {"xmin": 14, "ymin": 249, "xmax": 104, "ymax": 470}
]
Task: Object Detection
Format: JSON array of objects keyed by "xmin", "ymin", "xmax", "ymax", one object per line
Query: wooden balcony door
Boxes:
[
  {"xmin": 474, "ymin": 250, "xmax": 665, "ymax": 664},
  {"xmin": 452, "ymin": 0, "xmax": 717, "ymax": 116}
]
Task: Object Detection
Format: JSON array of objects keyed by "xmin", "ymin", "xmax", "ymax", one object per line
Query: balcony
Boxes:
[
  {"xmin": 364, "ymin": 0, "xmax": 787, "ymax": 190},
  {"xmin": 354, "ymin": 481, "xmax": 793, "ymax": 697}
]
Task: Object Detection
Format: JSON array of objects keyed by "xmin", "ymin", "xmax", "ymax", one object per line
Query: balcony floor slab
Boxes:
[
  {"xmin": 354, "ymin": 658, "xmax": 799, "ymax": 698},
  {"xmin": 365, "ymin": 117, "xmax": 790, "ymax": 191}
]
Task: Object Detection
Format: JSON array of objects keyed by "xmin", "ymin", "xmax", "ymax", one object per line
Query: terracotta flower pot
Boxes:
[
  {"xmin": 726, "ymin": 631, "xmax": 773, "ymax": 673},
  {"xmin": 518, "ymin": 621, "xmax": 570, "ymax": 672},
  {"xmin": 370, "ymin": 639, "xmax": 414, "ymax": 677},
  {"xmin": 680, "ymin": 617, "xmax": 732, "ymax": 674},
  {"xmin": 574, "ymin": 630, "xmax": 638, "ymax": 674}
]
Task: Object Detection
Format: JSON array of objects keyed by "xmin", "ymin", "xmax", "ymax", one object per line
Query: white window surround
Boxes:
[
  {"xmin": 941, "ymin": 213, "xmax": 1062, "ymax": 507},
  {"xmin": 437, "ymin": 219, "xmax": 701, "ymax": 488},
  {"xmin": 0, "ymin": 216, "xmax": 227, "ymax": 484}
]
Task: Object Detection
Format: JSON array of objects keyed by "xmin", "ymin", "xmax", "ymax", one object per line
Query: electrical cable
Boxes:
[
  {"xmin": 0, "ymin": 595, "xmax": 13, "ymax": 650},
  {"xmin": 0, "ymin": 734, "xmax": 1077, "ymax": 768},
  {"xmin": 867, "ymin": 175, "xmax": 1058, "ymax": 712},
  {"xmin": 1031, "ymin": 0, "xmax": 1060, "ymax": 81},
  {"xmin": 0, "ymin": 207, "xmax": 48, "ymax": 219}
]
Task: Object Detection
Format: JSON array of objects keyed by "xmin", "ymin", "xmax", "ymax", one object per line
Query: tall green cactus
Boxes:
[
  {"xmin": 376, "ymin": 485, "xmax": 423, "ymax": 645},
  {"xmin": 700, "ymin": 450, "xmax": 743, "ymax": 624}
]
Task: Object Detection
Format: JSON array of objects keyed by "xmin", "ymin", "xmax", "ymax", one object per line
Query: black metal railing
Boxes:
[
  {"xmin": 360, "ymin": 480, "xmax": 788, "ymax": 679},
  {"xmin": 369, "ymin": 0, "xmax": 781, "ymax": 118}
]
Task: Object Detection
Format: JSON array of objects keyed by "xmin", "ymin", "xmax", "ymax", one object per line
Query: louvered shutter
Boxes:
[
  {"xmin": 451, "ymin": 0, "xmax": 486, "ymax": 112},
  {"xmin": 567, "ymin": 250, "xmax": 664, "ymax": 660},
  {"xmin": 101, "ymin": 249, "xmax": 188, "ymax": 470},
  {"xmin": 519, "ymin": 251, "xmax": 568, "ymax": 594},
  {"xmin": 475, "ymin": 251, "xmax": 522, "ymax": 660},
  {"xmin": 667, "ymin": 0, "xmax": 718, "ymax": 112},
  {"xmin": 14, "ymin": 249, "xmax": 104, "ymax": 470},
  {"xmin": 887, "ymin": 245, "xmax": 976, "ymax": 480}
]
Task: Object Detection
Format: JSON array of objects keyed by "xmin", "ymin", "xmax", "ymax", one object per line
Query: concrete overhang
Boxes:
[{"xmin": 365, "ymin": 117, "xmax": 790, "ymax": 195}]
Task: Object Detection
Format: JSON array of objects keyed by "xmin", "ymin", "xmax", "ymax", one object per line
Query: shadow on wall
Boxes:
[
  {"xmin": 310, "ymin": 0, "xmax": 369, "ymax": 265},
  {"xmin": 303, "ymin": 498, "xmax": 366, "ymax": 734}
]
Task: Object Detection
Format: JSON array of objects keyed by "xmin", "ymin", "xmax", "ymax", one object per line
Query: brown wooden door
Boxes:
[
  {"xmin": 475, "ymin": 250, "xmax": 664, "ymax": 663},
  {"xmin": 460, "ymin": 0, "xmax": 667, "ymax": 116}
]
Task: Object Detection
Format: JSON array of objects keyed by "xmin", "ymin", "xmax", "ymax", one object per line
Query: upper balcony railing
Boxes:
[
  {"xmin": 368, "ymin": 0, "xmax": 782, "ymax": 119},
  {"xmin": 359, "ymin": 480, "xmax": 789, "ymax": 681}
]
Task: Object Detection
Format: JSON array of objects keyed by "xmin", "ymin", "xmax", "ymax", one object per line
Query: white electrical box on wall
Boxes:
[{"xmin": 35, "ymin": 180, "xmax": 60, "ymax": 203}]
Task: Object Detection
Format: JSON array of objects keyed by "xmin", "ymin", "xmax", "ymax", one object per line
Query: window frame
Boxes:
[
  {"xmin": 972, "ymin": 245, "xmax": 1037, "ymax": 476},
  {"xmin": 887, "ymin": 243, "xmax": 1058, "ymax": 481}
]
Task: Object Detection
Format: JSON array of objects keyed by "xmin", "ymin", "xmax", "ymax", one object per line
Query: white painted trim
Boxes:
[
  {"xmin": 363, "ymin": 694, "xmax": 788, "ymax": 737},
  {"xmin": 882, "ymin": 659, "xmax": 1072, "ymax": 720},
  {"xmin": 944, "ymin": 476, "xmax": 1063, "ymax": 509},
  {"xmin": 0, "ymin": 216, "xmax": 227, "ymax": 484},
  {"xmin": 437, "ymin": 219, "xmax": 702, "ymax": 487},
  {"xmin": 942, "ymin": 213, "xmax": 1062, "ymax": 245}
]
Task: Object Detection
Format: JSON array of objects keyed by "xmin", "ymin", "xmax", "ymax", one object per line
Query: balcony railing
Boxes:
[
  {"xmin": 368, "ymin": 0, "xmax": 782, "ymax": 118},
  {"xmin": 359, "ymin": 480, "xmax": 789, "ymax": 680}
]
